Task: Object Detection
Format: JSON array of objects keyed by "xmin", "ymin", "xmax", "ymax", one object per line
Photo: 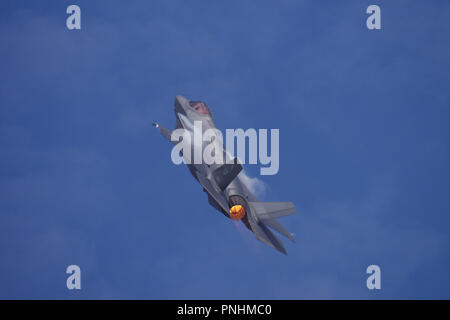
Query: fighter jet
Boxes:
[{"xmin": 153, "ymin": 95, "xmax": 297, "ymax": 254}]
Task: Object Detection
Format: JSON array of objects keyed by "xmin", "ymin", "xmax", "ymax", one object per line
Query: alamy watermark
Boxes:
[
  {"xmin": 170, "ymin": 121, "xmax": 279, "ymax": 176},
  {"xmin": 366, "ymin": 265, "xmax": 381, "ymax": 290},
  {"xmin": 66, "ymin": 265, "xmax": 81, "ymax": 290}
]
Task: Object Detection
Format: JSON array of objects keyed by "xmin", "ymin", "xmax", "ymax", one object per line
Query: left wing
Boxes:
[{"xmin": 153, "ymin": 122, "xmax": 175, "ymax": 144}]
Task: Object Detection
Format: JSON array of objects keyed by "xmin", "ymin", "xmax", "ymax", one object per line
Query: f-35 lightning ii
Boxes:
[{"xmin": 153, "ymin": 95, "xmax": 297, "ymax": 254}]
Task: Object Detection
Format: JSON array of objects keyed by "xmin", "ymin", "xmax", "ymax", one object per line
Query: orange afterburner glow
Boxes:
[{"xmin": 229, "ymin": 205, "xmax": 246, "ymax": 220}]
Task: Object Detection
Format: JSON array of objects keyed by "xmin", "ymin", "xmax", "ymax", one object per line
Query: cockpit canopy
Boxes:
[{"xmin": 189, "ymin": 101, "xmax": 211, "ymax": 116}]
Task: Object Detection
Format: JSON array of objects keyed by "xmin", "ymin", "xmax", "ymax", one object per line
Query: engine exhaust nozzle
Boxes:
[{"xmin": 229, "ymin": 205, "xmax": 246, "ymax": 220}]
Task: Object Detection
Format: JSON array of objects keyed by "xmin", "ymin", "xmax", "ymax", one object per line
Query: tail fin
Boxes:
[
  {"xmin": 247, "ymin": 202, "xmax": 297, "ymax": 254},
  {"xmin": 247, "ymin": 217, "xmax": 288, "ymax": 254}
]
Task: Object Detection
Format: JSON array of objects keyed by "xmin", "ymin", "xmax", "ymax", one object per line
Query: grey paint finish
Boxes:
[{"xmin": 154, "ymin": 95, "xmax": 297, "ymax": 254}]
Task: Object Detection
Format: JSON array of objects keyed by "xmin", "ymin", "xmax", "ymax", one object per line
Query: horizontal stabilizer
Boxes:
[
  {"xmin": 248, "ymin": 201, "xmax": 297, "ymax": 247},
  {"xmin": 248, "ymin": 202, "xmax": 297, "ymax": 220}
]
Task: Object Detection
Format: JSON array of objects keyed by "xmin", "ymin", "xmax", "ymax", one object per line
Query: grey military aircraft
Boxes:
[{"xmin": 153, "ymin": 95, "xmax": 297, "ymax": 254}]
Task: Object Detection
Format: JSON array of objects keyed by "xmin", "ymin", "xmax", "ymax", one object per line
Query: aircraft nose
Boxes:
[{"xmin": 175, "ymin": 95, "xmax": 188, "ymax": 105}]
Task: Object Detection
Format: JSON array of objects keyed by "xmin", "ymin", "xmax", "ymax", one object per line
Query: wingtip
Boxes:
[
  {"xmin": 289, "ymin": 233, "xmax": 296, "ymax": 243},
  {"xmin": 152, "ymin": 122, "xmax": 159, "ymax": 128}
]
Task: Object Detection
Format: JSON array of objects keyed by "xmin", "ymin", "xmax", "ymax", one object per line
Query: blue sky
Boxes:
[{"xmin": 0, "ymin": 0, "xmax": 449, "ymax": 299}]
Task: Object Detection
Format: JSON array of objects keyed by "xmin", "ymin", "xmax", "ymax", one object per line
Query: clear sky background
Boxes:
[{"xmin": 1, "ymin": 0, "xmax": 449, "ymax": 299}]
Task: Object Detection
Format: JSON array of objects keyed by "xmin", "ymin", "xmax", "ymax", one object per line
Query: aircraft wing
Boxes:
[{"xmin": 153, "ymin": 123, "xmax": 175, "ymax": 144}]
